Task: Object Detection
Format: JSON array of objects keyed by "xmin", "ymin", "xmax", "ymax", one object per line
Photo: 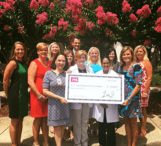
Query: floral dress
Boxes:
[
  {"xmin": 118, "ymin": 63, "xmax": 143, "ymax": 118},
  {"xmin": 137, "ymin": 61, "xmax": 150, "ymax": 107}
]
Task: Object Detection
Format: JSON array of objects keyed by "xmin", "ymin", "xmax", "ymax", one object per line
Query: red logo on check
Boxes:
[{"xmin": 71, "ymin": 77, "xmax": 78, "ymax": 82}]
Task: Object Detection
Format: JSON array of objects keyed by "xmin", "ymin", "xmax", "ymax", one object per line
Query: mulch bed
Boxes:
[{"xmin": 1, "ymin": 95, "xmax": 161, "ymax": 118}]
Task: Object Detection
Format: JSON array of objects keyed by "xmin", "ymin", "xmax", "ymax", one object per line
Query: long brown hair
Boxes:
[{"xmin": 9, "ymin": 41, "xmax": 28, "ymax": 64}]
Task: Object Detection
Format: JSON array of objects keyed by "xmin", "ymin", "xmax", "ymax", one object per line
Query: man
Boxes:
[{"xmin": 72, "ymin": 36, "xmax": 81, "ymax": 55}]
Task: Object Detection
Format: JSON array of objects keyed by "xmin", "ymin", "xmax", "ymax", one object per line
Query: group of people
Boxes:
[{"xmin": 3, "ymin": 36, "xmax": 152, "ymax": 146}]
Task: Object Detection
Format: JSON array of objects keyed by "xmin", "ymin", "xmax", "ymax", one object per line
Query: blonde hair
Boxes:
[
  {"xmin": 87, "ymin": 47, "xmax": 101, "ymax": 66},
  {"xmin": 74, "ymin": 50, "xmax": 87, "ymax": 62},
  {"xmin": 47, "ymin": 42, "xmax": 60, "ymax": 60},
  {"xmin": 120, "ymin": 46, "xmax": 134, "ymax": 66},
  {"xmin": 134, "ymin": 45, "xmax": 149, "ymax": 62},
  {"xmin": 36, "ymin": 42, "xmax": 48, "ymax": 51}
]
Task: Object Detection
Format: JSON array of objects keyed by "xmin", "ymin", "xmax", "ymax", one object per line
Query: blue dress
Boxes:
[
  {"xmin": 84, "ymin": 61, "xmax": 103, "ymax": 73},
  {"xmin": 118, "ymin": 63, "xmax": 143, "ymax": 118}
]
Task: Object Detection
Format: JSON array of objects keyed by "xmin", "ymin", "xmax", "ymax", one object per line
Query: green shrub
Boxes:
[{"xmin": 151, "ymin": 73, "xmax": 161, "ymax": 85}]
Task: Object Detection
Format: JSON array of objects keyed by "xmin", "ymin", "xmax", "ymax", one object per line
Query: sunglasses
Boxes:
[{"xmin": 102, "ymin": 62, "xmax": 110, "ymax": 65}]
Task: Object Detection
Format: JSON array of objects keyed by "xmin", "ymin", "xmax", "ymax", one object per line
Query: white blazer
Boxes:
[
  {"xmin": 69, "ymin": 64, "xmax": 94, "ymax": 109},
  {"xmin": 92, "ymin": 69, "xmax": 119, "ymax": 123}
]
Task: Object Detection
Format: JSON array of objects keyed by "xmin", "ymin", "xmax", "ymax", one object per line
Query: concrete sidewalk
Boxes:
[{"xmin": 0, "ymin": 115, "xmax": 161, "ymax": 146}]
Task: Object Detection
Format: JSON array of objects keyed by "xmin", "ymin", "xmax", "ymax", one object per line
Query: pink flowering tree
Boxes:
[{"xmin": 0, "ymin": 0, "xmax": 161, "ymax": 69}]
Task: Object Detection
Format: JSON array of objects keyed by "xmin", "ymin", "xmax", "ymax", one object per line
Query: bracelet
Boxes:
[
  {"xmin": 55, "ymin": 95, "xmax": 58, "ymax": 99},
  {"xmin": 127, "ymin": 98, "xmax": 130, "ymax": 101},
  {"xmin": 143, "ymin": 93, "xmax": 148, "ymax": 95},
  {"xmin": 37, "ymin": 94, "xmax": 43, "ymax": 99}
]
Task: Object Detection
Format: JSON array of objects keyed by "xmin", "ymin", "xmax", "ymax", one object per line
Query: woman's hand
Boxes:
[
  {"xmin": 122, "ymin": 99, "xmax": 130, "ymax": 106},
  {"xmin": 59, "ymin": 97, "xmax": 68, "ymax": 104},
  {"xmin": 142, "ymin": 93, "xmax": 148, "ymax": 99},
  {"xmin": 39, "ymin": 95, "xmax": 48, "ymax": 102},
  {"xmin": 66, "ymin": 69, "xmax": 72, "ymax": 73}
]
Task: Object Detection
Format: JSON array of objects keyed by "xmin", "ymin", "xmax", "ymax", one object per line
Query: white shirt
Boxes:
[
  {"xmin": 92, "ymin": 69, "xmax": 119, "ymax": 123},
  {"xmin": 69, "ymin": 64, "xmax": 94, "ymax": 109},
  {"xmin": 73, "ymin": 49, "xmax": 76, "ymax": 55}
]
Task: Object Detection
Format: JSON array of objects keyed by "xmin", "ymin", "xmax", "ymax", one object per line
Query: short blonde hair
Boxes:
[
  {"xmin": 36, "ymin": 42, "xmax": 48, "ymax": 51},
  {"xmin": 47, "ymin": 42, "xmax": 60, "ymax": 60},
  {"xmin": 87, "ymin": 47, "xmax": 101, "ymax": 66},
  {"xmin": 120, "ymin": 46, "xmax": 134, "ymax": 66},
  {"xmin": 134, "ymin": 45, "xmax": 149, "ymax": 62},
  {"xmin": 74, "ymin": 50, "xmax": 87, "ymax": 62}
]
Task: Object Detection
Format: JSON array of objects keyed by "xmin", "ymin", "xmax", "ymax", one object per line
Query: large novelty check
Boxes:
[{"xmin": 65, "ymin": 73, "xmax": 124, "ymax": 104}]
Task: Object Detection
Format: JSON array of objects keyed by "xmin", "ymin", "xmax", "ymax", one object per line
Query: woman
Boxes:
[
  {"xmin": 43, "ymin": 53, "xmax": 70, "ymax": 146},
  {"xmin": 93, "ymin": 55, "xmax": 119, "ymax": 146},
  {"xmin": 70, "ymin": 50, "xmax": 93, "ymax": 146},
  {"xmin": 47, "ymin": 42, "xmax": 60, "ymax": 62},
  {"xmin": 63, "ymin": 49, "xmax": 74, "ymax": 142},
  {"xmin": 119, "ymin": 46, "xmax": 143, "ymax": 146},
  {"xmin": 134, "ymin": 45, "xmax": 153, "ymax": 138},
  {"xmin": 3, "ymin": 41, "xmax": 28, "ymax": 146},
  {"xmin": 106, "ymin": 47, "xmax": 120, "ymax": 72},
  {"xmin": 64, "ymin": 49, "xmax": 75, "ymax": 67},
  {"xmin": 28, "ymin": 43, "xmax": 50, "ymax": 146},
  {"xmin": 106, "ymin": 47, "xmax": 120, "ymax": 130},
  {"xmin": 47, "ymin": 42, "xmax": 60, "ymax": 134},
  {"xmin": 85, "ymin": 47, "xmax": 103, "ymax": 137}
]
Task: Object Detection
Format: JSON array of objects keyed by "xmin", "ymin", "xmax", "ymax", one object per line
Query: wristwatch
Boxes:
[{"xmin": 38, "ymin": 94, "xmax": 43, "ymax": 99}]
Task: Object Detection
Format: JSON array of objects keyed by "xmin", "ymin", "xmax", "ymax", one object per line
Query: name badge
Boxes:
[{"xmin": 57, "ymin": 78, "xmax": 62, "ymax": 86}]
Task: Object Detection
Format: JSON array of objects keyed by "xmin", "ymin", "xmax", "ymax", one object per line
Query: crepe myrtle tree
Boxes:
[{"xmin": 0, "ymin": 0, "xmax": 161, "ymax": 69}]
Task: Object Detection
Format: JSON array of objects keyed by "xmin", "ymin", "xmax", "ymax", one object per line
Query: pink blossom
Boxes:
[
  {"xmin": 18, "ymin": 26, "xmax": 24, "ymax": 34},
  {"xmin": 69, "ymin": 33, "xmax": 76, "ymax": 48},
  {"xmin": 155, "ymin": 17, "xmax": 161, "ymax": 26},
  {"xmin": 58, "ymin": 18, "xmax": 69, "ymax": 31},
  {"xmin": 136, "ymin": 5, "xmax": 151, "ymax": 18},
  {"xmin": 154, "ymin": 25, "xmax": 161, "ymax": 33},
  {"xmin": 36, "ymin": 12, "xmax": 48, "ymax": 25},
  {"xmin": 122, "ymin": 3, "xmax": 132, "ymax": 13},
  {"xmin": 95, "ymin": 6, "xmax": 104, "ymax": 13},
  {"xmin": 43, "ymin": 26, "xmax": 57, "ymax": 40},
  {"xmin": 0, "ymin": 9, "xmax": 6, "ymax": 18},
  {"xmin": 29, "ymin": 0, "xmax": 39, "ymax": 9},
  {"xmin": 38, "ymin": 0, "xmax": 49, "ymax": 7},
  {"xmin": 49, "ymin": 2, "xmax": 54, "ymax": 7},
  {"xmin": 144, "ymin": 40, "xmax": 151, "ymax": 46},
  {"xmin": 86, "ymin": 22, "xmax": 95, "ymax": 31},
  {"xmin": 104, "ymin": 28, "xmax": 114, "ymax": 37},
  {"xmin": 128, "ymin": 14, "xmax": 138, "ymax": 23},
  {"xmin": 106, "ymin": 12, "xmax": 119, "ymax": 25},
  {"xmin": 66, "ymin": 0, "xmax": 83, "ymax": 22},
  {"xmin": 74, "ymin": 18, "xmax": 86, "ymax": 35},
  {"xmin": 122, "ymin": 0, "xmax": 128, "ymax": 6},
  {"xmin": 2, "ymin": 2, "xmax": 14, "ymax": 11},
  {"xmin": 8, "ymin": 33, "xmax": 12, "ymax": 36},
  {"xmin": 157, "ymin": 6, "xmax": 161, "ymax": 17},
  {"xmin": 130, "ymin": 30, "xmax": 138, "ymax": 37},
  {"xmin": 84, "ymin": 0, "xmax": 93, "ymax": 6},
  {"xmin": 6, "ymin": 0, "xmax": 15, "ymax": 5},
  {"xmin": 4, "ymin": 25, "xmax": 10, "ymax": 31}
]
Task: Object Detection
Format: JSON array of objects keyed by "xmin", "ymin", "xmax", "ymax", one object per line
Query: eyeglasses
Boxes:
[{"xmin": 102, "ymin": 62, "xmax": 110, "ymax": 65}]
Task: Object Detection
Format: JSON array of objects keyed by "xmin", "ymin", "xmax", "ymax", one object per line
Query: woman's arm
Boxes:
[
  {"xmin": 3, "ymin": 60, "xmax": 17, "ymax": 97},
  {"xmin": 122, "ymin": 84, "xmax": 141, "ymax": 106},
  {"xmin": 28, "ymin": 61, "xmax": 47, "ymax": 102},
  {"xmin": 142, "ymin": 60, "xmax": 153, "ymax": 97},
  {"xmin": 43, "ymin": 88, "xmax": 67, "ymax": 104}
]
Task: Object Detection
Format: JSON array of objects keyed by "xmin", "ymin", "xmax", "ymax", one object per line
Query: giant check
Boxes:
[{"xmin": 65, "ymin": 73, "xmax": 124, "ymax": 104}]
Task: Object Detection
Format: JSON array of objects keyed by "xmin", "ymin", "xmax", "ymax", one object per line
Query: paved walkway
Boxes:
[
  {"xmin": 0, "ymin": 114, "xmax": 161, "ymax": 146},
  {"xmin": 0, "ymin": 87, "xmax": 161, "ymax": 146}
]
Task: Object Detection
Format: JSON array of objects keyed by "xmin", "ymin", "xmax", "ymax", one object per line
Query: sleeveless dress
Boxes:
[
  {"xmin": 137, "ymin": 61, "xmax": 150, "ymax": 107},
  {"xmin": 8, "ymin": 59, "xmax": 28, "ymax": 118},
  {"xmin": 118, "ymin": 63, "xmax": 143, "ymax": 118},
  {"xmin": 30, "ymin": 59, "xmax": 51, "ymax": 117}
]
